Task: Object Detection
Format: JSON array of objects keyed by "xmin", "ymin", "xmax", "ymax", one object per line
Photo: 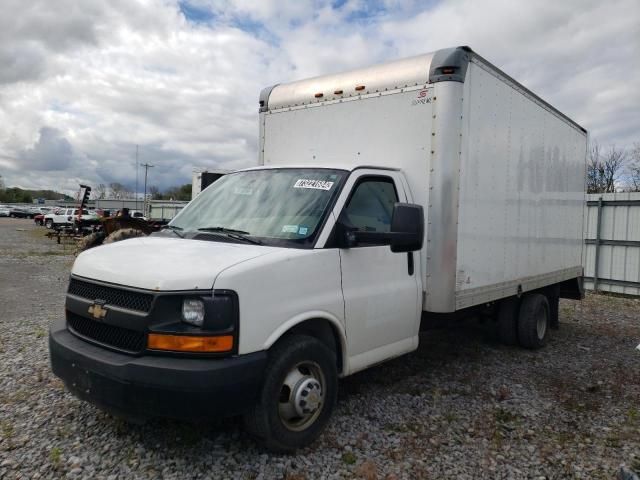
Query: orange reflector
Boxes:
[
  {"xmin": 334, "ymin": 89, "xmax": 343, "ymax": 95},
  {"xmin": 355, "ymin": 85, "xmax": 365, "ymax": 91},
  {"xmin": 315, "ymin": 92, "xmax": 323, "ymax": 98},
  {"xmin": 148, "ymin": 334, "xmax": 233, "ymax": 353},
  {"xmin": 442, "ymin": 67, "xmax": 455, "ymax": 74}
]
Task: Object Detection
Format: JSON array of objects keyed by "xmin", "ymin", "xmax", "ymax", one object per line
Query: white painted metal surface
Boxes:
[
  {"xmin": 213, "ymin": 247, "xmax": 348, "ymax": 371},
  {"xmin": 454, "ymin": 60, "xmax": 587, "ymax": 309},
  {"xmin": 583, "ymin": 192, "xmax": 640, "ymax": 296},
  {"xmin": 72, "ymin": 237, "xmax": 281, "ymax": 291}
]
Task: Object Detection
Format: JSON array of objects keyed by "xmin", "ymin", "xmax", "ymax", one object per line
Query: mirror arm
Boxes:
[{"xmin": 352, "ymin": 231, "xmax": 391, "ymax": 244}]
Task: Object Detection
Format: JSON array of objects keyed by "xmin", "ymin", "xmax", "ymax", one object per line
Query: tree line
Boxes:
[
  {"xmin": 92, "ymin": 182, "xmax": 192, "ymax": 201},
  {"xmin": 0, "ymin": 175, "xmax": 73, "ymax": 203},
  {"xmin": 587, "ymin": 142, "xmax": 640, "ymax": 193}
]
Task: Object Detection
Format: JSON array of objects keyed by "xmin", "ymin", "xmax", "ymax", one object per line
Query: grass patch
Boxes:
[
  {"xmin": 49, "ymin": 446, "xmax": 62, "ymax": 467},
  {"xmin": 444, "ymin": 412, "xmax": 458, "ymax": 423},
  {"xmin": 562, "ymin": 397, "xmax": 601, "ymax": 413},
  {"xmin": 494, "ymin": 408, "xmax": 519, "ymax": 425},
  {"xmin": 1, "ymin": 420, "xmax": 14, "ymax": 439},
  {"xmin": 342, "ymin": 452, "xmax": 357, "ymax": 465},
  {"xmin": 33, "ymin": 327, "xmax": 46, "ymax": 339}
]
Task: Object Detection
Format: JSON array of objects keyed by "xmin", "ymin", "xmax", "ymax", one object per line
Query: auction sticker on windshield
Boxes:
[{"xmin": 294, "ymin": 179, "xmax": 334, "ymax": 190}]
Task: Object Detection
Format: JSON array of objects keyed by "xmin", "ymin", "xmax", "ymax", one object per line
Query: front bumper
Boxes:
[{"xmin": 49, "ymin": 320, "xmax": 267, "ymax": 421}]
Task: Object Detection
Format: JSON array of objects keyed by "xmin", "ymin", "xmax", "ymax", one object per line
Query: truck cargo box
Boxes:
[{"xmin": 259, "ymin": 46, "xmax": 587, "ymax": 313}]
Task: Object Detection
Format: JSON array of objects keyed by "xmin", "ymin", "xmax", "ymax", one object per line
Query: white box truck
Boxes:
[{"xmin": 50, "ymin": 46, "xmax": 587, "ymax": 451}]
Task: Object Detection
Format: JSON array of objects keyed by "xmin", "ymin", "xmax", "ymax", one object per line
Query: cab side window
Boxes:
[{"xmin": 344, "ymin": 177, "xmax": 398, "ymax": 235}]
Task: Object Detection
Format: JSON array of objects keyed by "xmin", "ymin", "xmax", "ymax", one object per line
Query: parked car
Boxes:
[
  {"xmin": 130, "ymin": 210, "xmax": 147, "ymax": 221},
  {"xmin": 43, "ymin": 208, "xmax": 97, "ymax": 229},
  {"xmin": 30, "ymin": 207, "xmax": 53, "ymax": 224},
  {"xmin": 0, "ymin": 207, "xmax": 10, "ymax": 217},
  {"xmin": 9, "ymin": 206, "xmax": 31, "ymax": 218}
]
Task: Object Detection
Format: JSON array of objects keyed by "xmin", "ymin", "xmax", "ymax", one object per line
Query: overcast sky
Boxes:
[{"xmin": 0, "ymin": 0, "xmax": 638, "ymax": 195}]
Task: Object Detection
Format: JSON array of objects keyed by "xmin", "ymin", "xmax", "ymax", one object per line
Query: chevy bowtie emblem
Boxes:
[{"xmin": 88, "ymin": 303, "xmax": 108, "ymax": 320}]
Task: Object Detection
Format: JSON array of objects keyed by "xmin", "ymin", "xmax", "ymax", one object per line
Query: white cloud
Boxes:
[{"xmin": 0, "ymin": 0, "xmax": 638, "ymax": 194}]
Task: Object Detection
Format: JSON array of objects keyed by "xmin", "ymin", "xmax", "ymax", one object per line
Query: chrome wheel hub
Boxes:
[
  {"xmin": 294, "ymin": 377, "xmax": 323, "ymax": 416},
  {"xmin": 278, "ymin": 362, "xmax": 325, "ymax": 432}
]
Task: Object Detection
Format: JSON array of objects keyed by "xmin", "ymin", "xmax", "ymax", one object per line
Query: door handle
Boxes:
[{"xmin": 407, "ymin": 252, "xmax": 414, "ymax": 276}]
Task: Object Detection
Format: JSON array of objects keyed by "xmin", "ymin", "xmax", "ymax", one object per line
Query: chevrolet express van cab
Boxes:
[{"xmin": 50, "ymin": 46, "xmax": 587, "ymax": 451}]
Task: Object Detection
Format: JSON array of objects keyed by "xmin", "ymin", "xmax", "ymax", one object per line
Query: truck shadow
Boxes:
[{"xmin": 339, "ymin": 319, "xmax": 501, "ymax": 400}]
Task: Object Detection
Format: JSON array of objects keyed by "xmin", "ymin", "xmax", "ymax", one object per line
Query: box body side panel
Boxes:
[{"xmin": 455, "ymin": 61, "xmax": 587, "ymax": 308}]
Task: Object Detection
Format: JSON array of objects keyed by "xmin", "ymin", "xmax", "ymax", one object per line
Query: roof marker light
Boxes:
[
  {"xmin": 355, "ymin": 85, "xmax": 365, "ymax": 91},
  {"xmin": 315, "ymin": 92, "xmax": 323, "ymax": 98},
  {"xmin": 334, "ymin": 89, "xmax": 343, "ymax": 95}
]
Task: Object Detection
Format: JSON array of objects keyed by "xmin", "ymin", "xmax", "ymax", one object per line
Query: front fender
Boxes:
[{"xmin": 264, "ymin": 311, "xmax": 349, "ymax": 376}]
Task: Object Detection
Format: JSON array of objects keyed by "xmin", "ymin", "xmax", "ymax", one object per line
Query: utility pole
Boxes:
[
  {"xmin": 141, "ymin": 162, "xmax": 154, "ymax": 217},
  {"xmin": 135, "ymin": 145, "xmax": 139, "ymax": 211}
]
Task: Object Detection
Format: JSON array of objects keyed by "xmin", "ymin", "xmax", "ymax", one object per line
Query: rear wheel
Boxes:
[
  {"xmin": 517, "ymin": 293, "xmax": 549, "ymax": 349},
  {"xmin": 243, "ymin": 335, "xmax": 337, "ymax": 452},
  {"xmin": 45, "ymin": 219, "xmax": 53, "ymax": 229}
]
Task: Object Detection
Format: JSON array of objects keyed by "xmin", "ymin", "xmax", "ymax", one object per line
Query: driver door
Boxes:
[{"xmin": 331, "ymin": 170, "xmax": 421, "ymax": 373}]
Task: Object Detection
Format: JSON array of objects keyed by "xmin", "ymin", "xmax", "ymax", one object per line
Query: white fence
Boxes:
[
  {"xmin": 148, "ymin": 201, "xmax": 186, "ymax": 221},
  {"xmin": 583, "ymin": 192, "xmax": 640, "ymax": 296}
]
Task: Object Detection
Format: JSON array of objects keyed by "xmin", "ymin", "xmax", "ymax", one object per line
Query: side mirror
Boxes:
[
  {"xmin": 390, "ymin": 203, "xmax": 424, "ymax": 253},
  {"xmin": 335, "ymin": 202, "xmax": 424, "ymax": 251}
]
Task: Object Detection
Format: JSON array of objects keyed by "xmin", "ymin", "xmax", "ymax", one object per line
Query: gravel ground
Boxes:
[{"xmin": 0, "ymin": 217, "xmax": 639, "ymax": 479}]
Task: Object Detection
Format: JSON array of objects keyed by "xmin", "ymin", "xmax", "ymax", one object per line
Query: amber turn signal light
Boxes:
[{"xmin": 148, "ymin": 333, "xmax": 233, "ymax": 353}]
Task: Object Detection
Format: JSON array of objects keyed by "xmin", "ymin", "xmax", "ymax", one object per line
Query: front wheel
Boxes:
[
  {"xmin": 45, "ymin": 219, "xmax": 53, "ymax": 229},
  {"xmin": 243, "ymin": 335, "xmax": 337, "ymax": 452}
]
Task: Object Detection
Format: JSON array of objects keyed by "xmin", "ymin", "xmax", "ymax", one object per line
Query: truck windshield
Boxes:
[{"xmin": 169, "ymin": 168, "xmax": 347, "ymax": 247}]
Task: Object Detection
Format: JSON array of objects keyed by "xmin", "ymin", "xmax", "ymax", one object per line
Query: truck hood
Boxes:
[{"xmin": 72, "ymin": 236, "xmax": 281, "ymax": 291}]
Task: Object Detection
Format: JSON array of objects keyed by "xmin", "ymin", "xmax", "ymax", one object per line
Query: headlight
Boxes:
[{"xmin": 182, "ymin": 299, "xmax": 205, "ymax": 326}]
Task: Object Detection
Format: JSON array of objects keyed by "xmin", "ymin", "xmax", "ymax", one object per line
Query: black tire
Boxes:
[
  {"xmin": 77, "ymin": 232, "xmax": 106, "ymax": 252},
  {"xmin": 497, "ymin": 296, "xmax": 520, "ymax": 345},
  {"xmin": 243, "ymin": 334, "xmax": 338, "ymax": 452},
  {"xmin": 102, "ymin": 228, "xmax": 146, "ymax": 244},
  {"xmin": 45, "ymin": 219, "xmax": 53, "ymax": 229},
  {"xmin": 517, "ymin": 293, "xmax": 550, "ymax": 349}
]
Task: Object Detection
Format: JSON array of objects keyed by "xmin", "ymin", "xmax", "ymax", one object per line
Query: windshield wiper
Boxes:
[
  {"xmin": 197, "ymin": 226, "xmax": 261, "ymax": 245},
  {"xmin": 163, "ymin": 225, "xmax": 184, "ymax": 238},
  {"xmin": 197, "ymin": 226, "xmax": 251, "ymax": 234}
]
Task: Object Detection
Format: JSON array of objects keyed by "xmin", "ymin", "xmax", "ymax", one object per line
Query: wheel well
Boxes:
[{"xmin": 280, "ymin": 319, "xmax": 344, "ymax": 374}]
